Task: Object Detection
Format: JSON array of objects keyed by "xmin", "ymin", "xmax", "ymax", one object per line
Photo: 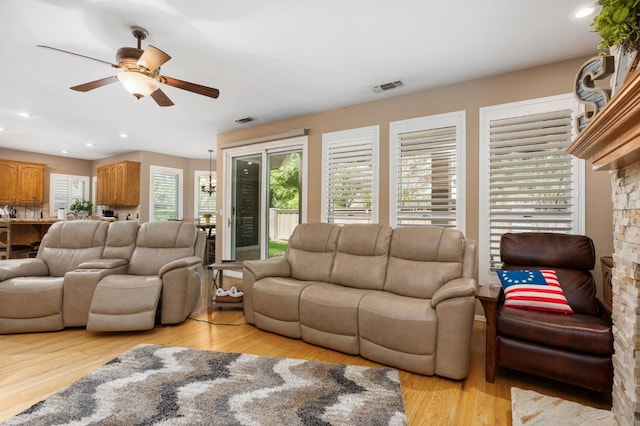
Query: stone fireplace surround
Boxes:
[{"xmin": 568, "ymin": 68, "xmax": 640, "ymax": 425}]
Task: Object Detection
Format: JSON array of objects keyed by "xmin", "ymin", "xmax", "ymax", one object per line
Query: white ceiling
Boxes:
[{"xmin": 0, "ymin": 0, "xmax": 600, "ymax": 161}]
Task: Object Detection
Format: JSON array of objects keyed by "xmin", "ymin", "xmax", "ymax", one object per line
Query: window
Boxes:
[
  {"xmin": 321, "ymin": 126, "xmax": 379, "ymax": 223},
  {"xmin": 195, "ymin": 170, "xmax": 216, "ymax": 221},
  {"xmin": 150, "ymin": 165, "xmax": 183, "ymax": 221},
  {"xmin": 389, "ymin": 111, "xmax": 465, "ymax": 229},
  {"xmin": 49, "ymin": 173, "xmax": 90, "ymax": 216},
  {"xmin": 478, "ymin": 94, "xmax": 584, "ymax": 283}
]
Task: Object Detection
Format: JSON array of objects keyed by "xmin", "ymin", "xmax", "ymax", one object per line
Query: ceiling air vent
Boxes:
[
  {"xmin": 371, "ymin": 80, "xmax": 404, "ymax": 94},
  {"xmin": 235, "ymin": 117, "xmax": 255, "ymax": 124}
]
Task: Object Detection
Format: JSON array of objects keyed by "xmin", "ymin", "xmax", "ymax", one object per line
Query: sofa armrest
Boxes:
[
  {"xmin": 0, "ymin": 258, "xmax": 49, "ymax": 282},
  {"xmin": 432, "ymin": 277, "xmax": 478, "ymax": 379},
  {"xmin": 431, "ymin": 277, "xmax": 476, "ymax": 307},
  {"xmin": 242, "ymin": 258, "xmax": 290, "ymax": 325},
  {"xmin": 77, "ymin": 258, "xmax": 128, "ymax": 269},
  {"xmin": 158, "ymin": 256, "xmax": 202, "ymax": 278},
  {"xmin": 244, "ymin": 258, "xmax": 291, "ymax": 280},
  {"xmin": 160, "ymin": 261, "xmax": 203, "ymax": 324}
]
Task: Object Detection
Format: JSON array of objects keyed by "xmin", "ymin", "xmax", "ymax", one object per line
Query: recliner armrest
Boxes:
[
  {"xmin": 0, "ymin": 258, "xmax": 49, "ymax": 282},
  {"xmin": 431, "ymin": 277, "xmax": 476, "ymax": 307},
  {"xmin": 77, "ymin": 258, "xmax": 128, "ymax": 269},
  {"xmin": 158, "ymin": 256, "xmax": 202, "ymax": 277},
  {"xmin": 243, "ymin": 258, "xmax": 291, "ymax": 280},
  {"xmin": 63, "ymin": 264, "xmax": 129, "ymax": 327}
]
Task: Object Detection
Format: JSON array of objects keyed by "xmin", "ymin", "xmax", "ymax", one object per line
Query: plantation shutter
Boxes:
[
  {"xmin": 52, "ymin": 177, "xmax": 70, "ymax": 213},
  {"xmin": 394, "ymin": 125, "xmax": 457, "ymax": 227},
  {"xmin": 487, "ymin": 109, "xmax": 575, "ymax": 271},
  {"xmin": 323, "ymin": 129, "xmax": 378, "ymax": 224},
  {"xmin": 152, "ymin": 169, "xmax": 181, "ymax": 221}
]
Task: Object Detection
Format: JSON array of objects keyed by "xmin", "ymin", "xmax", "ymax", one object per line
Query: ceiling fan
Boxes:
[{"xmin": 37, "ymin": 26, "xmax": 219, "ymax": 107}]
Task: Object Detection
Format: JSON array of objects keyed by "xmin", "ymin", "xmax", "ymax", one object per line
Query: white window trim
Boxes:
[
  {"xmin": 389, "ymin": 110, "xmax": 466, "ymax": 232},
  {"xmin": 321, "ymin": 125, "xmax": 380, "ymax": 224},
  {"xmin": 478, "ymin": 93, "xmax": 585, "ymax": 284},
  {"xmin": 149, "ymin": 165, "xmax": 183, "ymax": 222}
]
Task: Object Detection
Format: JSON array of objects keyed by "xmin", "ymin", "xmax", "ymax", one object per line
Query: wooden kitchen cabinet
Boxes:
[
  {"xmin": 96, "ymin": 161, "xmax": 140, "ymax": 206},
  {"xmin": 0, "ymin": 160, "xmax": 45, "ymax": 205}
]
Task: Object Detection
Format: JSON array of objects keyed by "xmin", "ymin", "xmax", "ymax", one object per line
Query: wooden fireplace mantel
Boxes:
[{"xmin": 567, "ymin": 67, "xmax": 640, "ymax": 170}]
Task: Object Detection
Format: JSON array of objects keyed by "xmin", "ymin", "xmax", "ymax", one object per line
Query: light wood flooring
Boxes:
[{"xmin": 0, "ymin": 281, "xmax": 612, "ymax": 425}]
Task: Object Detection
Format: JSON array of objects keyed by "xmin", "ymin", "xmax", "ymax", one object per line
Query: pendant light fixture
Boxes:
[{"xmin": 201, "ymin": 149, "xmax": 216, "ymax": 196}]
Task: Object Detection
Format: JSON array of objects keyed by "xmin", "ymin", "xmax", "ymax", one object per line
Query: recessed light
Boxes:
[
  {"xmin": 18, "ymin": 112, "xmax": 30, "ymax": 118},
  {"xmin": 0, "ymin": 128, "xmax": 4, "ymax": 132},
  {"xmin": 86, "ymin": 143, "xmax": 95, "ymax": 147},
  {"xmin": 573, "ymin": 4, "xmax": 597, "ymax": 19},
  {"xmin": 120, "ymin": 133, "xmax": 128, "ymax": 138},
  {"xmin": 61, "ymin": 150, "xmax": 69, "ymax": 154}
]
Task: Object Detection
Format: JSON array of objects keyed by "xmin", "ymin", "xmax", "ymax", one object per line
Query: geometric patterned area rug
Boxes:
[
  {"xmin": 2, "ymin": 344, "xmax": 407, "ymax": 426},
  {"xmin": 511, "ymin": 387, "xmax": 614, "ymax": 426}
]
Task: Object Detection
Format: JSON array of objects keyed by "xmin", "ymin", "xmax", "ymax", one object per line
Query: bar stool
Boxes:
[{"xmin": 0, "ymin": 222, "xmax": 9, "ymax": 260}]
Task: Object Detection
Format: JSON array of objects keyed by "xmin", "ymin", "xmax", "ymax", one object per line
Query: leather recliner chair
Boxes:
[{"xmin": 484, "ymin": 232, "xmax": 614, "ymax": 392}]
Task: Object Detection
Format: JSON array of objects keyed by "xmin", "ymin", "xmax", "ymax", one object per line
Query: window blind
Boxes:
[
  {"xmin": 487, "ymin": 109, "xmax": 575, "ymax": 270},
  {"xmin": 394, "ymin": 125, "xmax": 457, "ymax": 227},
  {"xmin": 323, "ymin": 130, "xmax": 377, "ymax": 224},
  {"xmin": 152, "ymin": 169, "xmax": 181, "ymax": 221}
]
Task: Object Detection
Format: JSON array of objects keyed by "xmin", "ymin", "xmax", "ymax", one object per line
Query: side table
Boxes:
[
  {"xmin": 207, "ymin": 261, "xmax": 245, "ymax": 313},
  {"xmin": 476, "ymin": 284, "xmax": 502, "ymax": 382}
]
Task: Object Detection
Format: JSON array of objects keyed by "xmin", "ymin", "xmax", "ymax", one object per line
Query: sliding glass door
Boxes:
[
  {"xmin": 224, "ymin": 136, "xmax": 307, "ymax": 262},
  {"xmin": 231, "ymin": 154, "xmax": 262, "ymax": 261}
]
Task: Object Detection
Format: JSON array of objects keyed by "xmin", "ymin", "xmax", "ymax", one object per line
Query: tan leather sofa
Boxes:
[
  {"xmin": 0, "ymin": 220, "xmax": 205, "ymax": 334},
  {"xmin": 243, "ymin": 223, "xmax": 477, "ymax": 379}
]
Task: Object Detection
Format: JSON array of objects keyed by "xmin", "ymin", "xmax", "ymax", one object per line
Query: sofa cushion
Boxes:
[
  {"xmin": 497, "ymin": 269, "xmax": 573, "ymax": 314},
  {"xmin": 103, "ymin": 221, "xmax": 139, "ymax": 260},
  {"xmin": 38, "ymin": 221, "xmax": 109, "ymax": 277},
  {"xmin": 285, "ymin": 223, "xmax": 341, "ymax": 282},
  {"xmin": 359, "ymin": 292, "xmax": 437, "ymax": 356},
  {"xmin": 497, "ymin": 306, "xmax": 613, "ymax": 355},
  {"xmin": 128, "ymin": 222, "xmax": 197, "ymax": 276},
  {"xmin": 330, "ymin": 224, "xmax": 392, "ymax": 290},
  {"xmin": 384, "ymin": 226, "xmax": 464, "ymax": 298},
  {"xmin": 253, "ymin": 277, "xmax": 317, "ymax": 338},
  {"xmin": 0, "ymin": 277, "xmax": 63, "ymax": 319},
  {"xmin": 300, "ymin": 283, "xmax": 370, "ymax": 354}
]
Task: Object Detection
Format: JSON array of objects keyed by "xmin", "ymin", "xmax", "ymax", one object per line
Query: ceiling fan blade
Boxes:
[
  {"xmin": 37, "ymin": 45, "xmax": 119, "ymax": 68},
  {"xmin": 70, "ymin": 76, "xmax": 119, "ymax": 92},
  {"xmin": 150, "ymin": 88, "xmax": 174, "ymax": 107},
  {"xmin": 159, "ymin": 75, "xmax": 220, "ymax": 99},
  {"xmin": 137, "ymin": 45, "xmax": 171, "ymax": 73}
]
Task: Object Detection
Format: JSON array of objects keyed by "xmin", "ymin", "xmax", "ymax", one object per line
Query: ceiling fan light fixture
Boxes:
[{"xmin": 117, "ymin": 72, "xmax": 158, "ymax": 98}]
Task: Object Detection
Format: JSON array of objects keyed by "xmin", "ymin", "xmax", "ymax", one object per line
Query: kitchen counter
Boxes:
[{"xmin": 0, "ymin": 219, "xmax": 59, "ymax": 256}]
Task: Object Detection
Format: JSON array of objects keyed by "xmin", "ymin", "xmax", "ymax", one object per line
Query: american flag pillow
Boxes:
[{"xmin": 497, "ymin": 269, "xmax": 574, "ymax": 314}]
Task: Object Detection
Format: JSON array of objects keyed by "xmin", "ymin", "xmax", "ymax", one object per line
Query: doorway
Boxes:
[{"xmin": 224, "ymin": 136, "xmax": 307, "ymax": 262}]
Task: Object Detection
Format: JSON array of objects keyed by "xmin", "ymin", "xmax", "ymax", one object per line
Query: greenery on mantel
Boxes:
[{"xmin": 592, "ymin": 0, "xmax": 640, "ymax": 53}]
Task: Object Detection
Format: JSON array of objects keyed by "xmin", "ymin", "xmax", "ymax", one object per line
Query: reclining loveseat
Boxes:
[
  {"xmin": 0, "ymin": 220, "xmax": 205, "ymax": 334},
  {"xmin": 243, "ymin": 222, "xmax": 477, "ymax": 379}
]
